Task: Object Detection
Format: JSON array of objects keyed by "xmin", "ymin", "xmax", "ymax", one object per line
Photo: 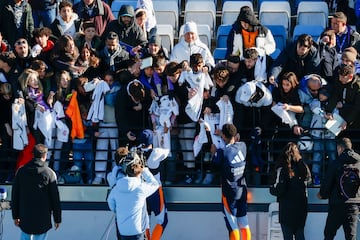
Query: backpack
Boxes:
[{"xmin": 338, "ymin": 164, "xmax": 360, "ymax": 201}]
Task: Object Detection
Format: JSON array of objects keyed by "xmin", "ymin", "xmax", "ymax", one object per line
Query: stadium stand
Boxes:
[
  {"xmin": 296, "ymin": 1, "xmax": 329, "ymax": 29},
  {"xmin": 156, "ymin": 24, "xmax": 175, "ymax": 52},
  {"xmin": 259, "ymin": 1, "xmax": 292, "ymax": 38},
  {"xmin": 153, "ymin": 0, "xmax": 179, "ymax": 33},
  {"xmin": 221, "ymin": 1, "xmax": 254, "ymax": 25},
  {"xmin": 216, "ymin": 24, "xmax": 232, "ymax": 48},
  {"xmin": 292, "ymin": 24, "xmax": 324, "ymax": 41},
  {"xmin": 184, "ymin": 1, "xmax": 217, "ymax": 37}
]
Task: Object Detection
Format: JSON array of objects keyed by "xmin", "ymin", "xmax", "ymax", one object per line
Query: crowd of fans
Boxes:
[{"xmin": 0, "ymin": 0, "xmax": 359, "ymax": 187}]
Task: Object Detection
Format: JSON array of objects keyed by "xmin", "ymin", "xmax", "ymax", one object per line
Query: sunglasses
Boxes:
[{"xmin": 15, "ymin": 40, "xmax": 27, "ymax": 46}]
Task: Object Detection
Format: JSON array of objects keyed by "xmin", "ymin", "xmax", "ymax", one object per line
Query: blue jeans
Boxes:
[
  {"xmin": 32, "ymin": 8, "xmax": 56, "ymax": 28},
  {"xmin": 73, "ymin": 140, "xmax": 94, "ymax": 184},
  {"xmin": 20, "ymin": 231, "xmax": 48, "ymax": 240},
  {"xmin": 312, "ymin": 137, "xmax": 336, "ymax": 176}
]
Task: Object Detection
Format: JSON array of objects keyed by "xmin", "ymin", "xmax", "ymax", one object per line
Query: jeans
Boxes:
[
  {"xmin": 32, "ymin": 8, "xmax": 56, "ymax": 28},
  {"xmin": 312, "ymin": 137, "xmax": 336, "ymax": 176},
  {"xmin": 20, "ymin": 231, "xmax": 48, "ymax": 240},
  {"xmin": 73, "ymin": 140, "xmax": 94, "ymax": 184},
  {"xmin": 324, "ymin": 204, "xmax": 359, "ymax": 240},
  {"xmin": 281, "ymin": 224, "xmax": 305, "ymax": 240}
]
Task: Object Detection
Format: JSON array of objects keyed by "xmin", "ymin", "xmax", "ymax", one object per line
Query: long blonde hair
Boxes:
[{"xmin": 18, "ymin": 68, "xmax": 43, "ymax": 96}]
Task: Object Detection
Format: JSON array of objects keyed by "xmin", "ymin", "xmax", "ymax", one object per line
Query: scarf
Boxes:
[{"xmin": 103, "ymin": 46, "xmax": 123, "ymax": 71}]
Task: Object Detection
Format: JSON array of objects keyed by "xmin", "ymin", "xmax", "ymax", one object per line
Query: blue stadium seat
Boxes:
[
  {"xmin": 259, "ymin": 1, "xmax": 291, "ymax": 38},
  {"xmin": 221, "ymin": 1, "xmax": 253, "ymax": 25},
  {"xmin": 295, "ymin": 0, "xmax": 326, "ymax": 14},
  {"xmin": 292, "ymin": 24, "xmax": 324, "ymax": 42},
  {"xmin": 296, "ymin": 1, "xmax": 329, "ymax": 29},
  {"xmin": 257, "ymin": 0, "xmax": 288, "ymax": 13},
  {"xmin": 216, "ymin": 24, "xmax": 232, "ymax": 48},
  {"xmin": 265, "ymin": 25, "xmax": 287, "ymax": 51},
  {"xmin": 213, "ymin": 48, "xmax": 227, "ymax": 63}
]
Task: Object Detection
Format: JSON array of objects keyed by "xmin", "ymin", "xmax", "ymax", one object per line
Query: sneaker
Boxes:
[
  {"xmin": 183, "ymin": 175, "xmax": 194, "ymax": 184},
  {"xmin": 313, "ymin": 175, "xmax": 321, "ymax": 187},
  {"xmin": 202, "ymin": 173, "xmax": 214, "ymax": 185}
]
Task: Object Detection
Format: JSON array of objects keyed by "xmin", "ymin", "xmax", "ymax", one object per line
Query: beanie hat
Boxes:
[
  {"xmin": 149, "ymin": 34, "xmax": 162, "ymax": 46},
  {"xmin": 238, "ymin": 6, "xmax": 259, "ymax": 26},
  {"xmin": 184, "ymin": 21, "xmax": 198, "ymax": 35},
  {"xmin": 342, "ymin": 47, "xmax": 357, "ymax": 63}
]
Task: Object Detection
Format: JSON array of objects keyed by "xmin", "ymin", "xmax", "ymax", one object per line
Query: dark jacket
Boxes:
[
  {"xmin": 336, "ymin": 25, "xmax": 360, "ymax": 54},
  {"xmin": 0, "ymin": 0, "xmax": 34, "ymax": 46},
  {"xmin": 325, "ymin": 75, "xmax": 360, "ymax": 128},
  {"xmin": 115, "ymin": 82, "xmax": 151, "ymax": 146},
  {"xmin": 28, "ymin": 0, "xmax": 57, "ymax": 10},
  {"xmin": 103, "ymin": 5, "xmax": 147, "ymax": 48},
  {"xmin": 97, "ymin": 45, "xmax": 130, "ymax": 73},
  {"xmin": 320, "ymin": 149, "xmax": 360, "ymax": 205},
  {"xmin": 170, "ymin": 80, "xmax": 193, "ymax": 125},
  {"xmin": 270, "ymin": 160, "xmax": 310, "ymax": 228},
  {"xmin": 49, "ymin": 18, "xmax": 82, "ymax": 40},
  {"xmin": 73, "ymin": 0, "xmax": 114, "ymax": 36},
  {"xmin": 269, "ymin": 42, "xmax": 321, "ymax": 81},
  {"xmin": 11, "ymin": 159, "xmax": 61, "ymax": 234},
  {"xmin": 317, "ymin": 41, "xmax": 339, "ymax": 85}
]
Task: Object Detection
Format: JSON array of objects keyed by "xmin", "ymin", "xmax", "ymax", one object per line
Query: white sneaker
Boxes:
[{"xmin": 202, "ymin": 173, "xmax": 214, "ymax": 185}]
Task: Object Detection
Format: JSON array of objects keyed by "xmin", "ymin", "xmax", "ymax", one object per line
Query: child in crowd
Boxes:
[
  {"xmin": 51, "ymin": 34, "xmax": 85, "ymax": 77},
  {"xmin": 74, "ymin": 21, "xmax": 103, "ymax": 51},
  {"xmin": 18, "ymin": 69, "xmax": 53, "ymax": 143},
  {"xmin": 50, "ymin": 0, "xmax": 81, "ymax": 39},
  {"xmin": 177, "ymin": 53, "xmax": 213, "ymax": 184},
  {"xmin": 30, "ymin": 60, "xmax": 55, "ymax": 100},
  {"xmin": 48, "ymin": 70, "xmax": 73, "ymax": 174},
  {"xmin": 31, "ymin": 27, "xmax": 55, "ymax": 63}
]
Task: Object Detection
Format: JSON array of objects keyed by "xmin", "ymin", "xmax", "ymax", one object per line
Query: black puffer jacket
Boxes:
[
  {"xmin": 320, "ymin": 149, "xmax": 360, "ymax": 205},
  {"xmin": 11, "ymin": 159, "xmax": 61, "ymax": 234}
]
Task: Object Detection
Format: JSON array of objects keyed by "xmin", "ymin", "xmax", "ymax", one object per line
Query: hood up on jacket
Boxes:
[{"xmin": 118, "ymin": 4, "xmax": 135, "ymax": 26}]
